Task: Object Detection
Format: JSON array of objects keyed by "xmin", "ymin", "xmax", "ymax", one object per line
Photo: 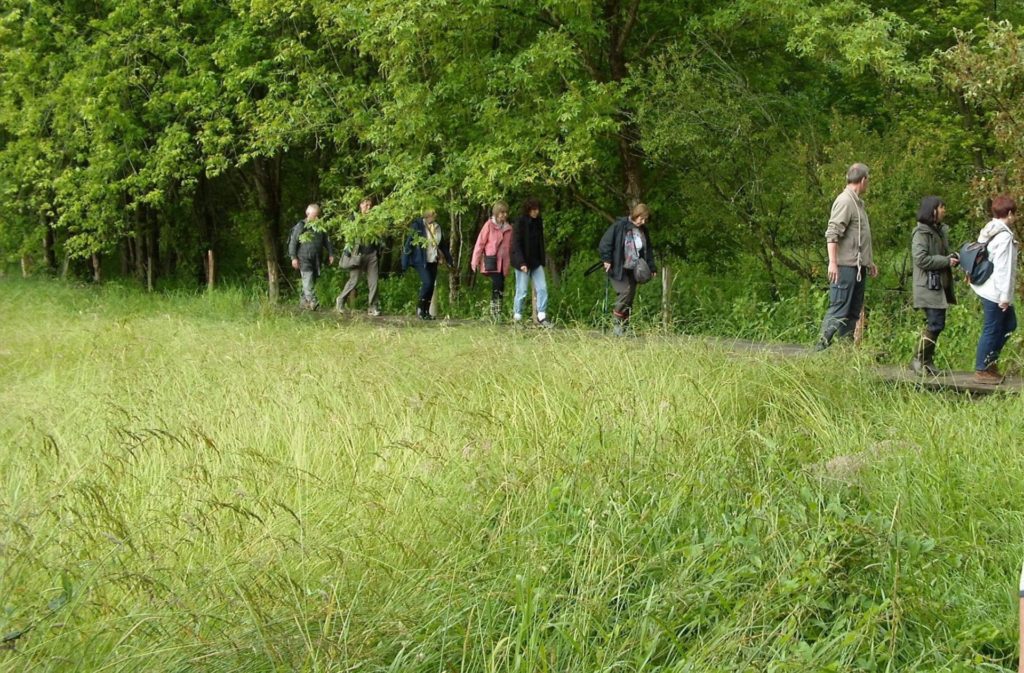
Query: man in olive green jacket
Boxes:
[
  {"xmin": 910, "ymin": 196, "xmax": 959, "ymax": 375},
  {"xmin": 815, "ymin": 163, "xmax": 878, "ymax": 350}
]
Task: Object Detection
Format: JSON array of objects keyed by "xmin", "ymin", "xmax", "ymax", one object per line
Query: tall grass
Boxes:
[{"xmin": 1, "ymin": 279, "xmax": 1022, "ymax": 672}]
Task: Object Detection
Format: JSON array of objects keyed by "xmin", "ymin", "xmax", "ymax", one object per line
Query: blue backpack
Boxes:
[
  {"xmin": 958, "ymin": 241, "xmax": 993, "ymax": 285},
  {"xmin": 958, "ymin": 230, "xmax": 1009, "ymax": 286}
]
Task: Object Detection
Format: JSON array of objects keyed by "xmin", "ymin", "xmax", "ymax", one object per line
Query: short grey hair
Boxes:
[
  {"xmin": 305, "ymin": 203, "xmax": 321, "ymax": 216},
  {"xmin": 846, "ymin": 163, "xmax": 869, "ymax": 184}
]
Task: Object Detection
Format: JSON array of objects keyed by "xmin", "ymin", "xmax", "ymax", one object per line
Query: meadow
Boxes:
[{"xmin": 2, "ymin": 279, "xmax": 1023, "ymax": 672}]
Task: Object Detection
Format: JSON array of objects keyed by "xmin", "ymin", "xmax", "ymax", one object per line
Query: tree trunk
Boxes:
[
  {"xmin": 617, "ymin": 119, "xmax": 644, "ymax": 207},
  {"xmin": 20, "ymin": 256, "xmax": 29, "ymax": 278},
  {"xmin": 43, "ymin": 224, "xmax": 57, "ymax": 272},
  {"xmin": 134, "ymin": 214, "xmax": 147, "ymax": 284},
  {"xmin": 91, "ymin": 253, "xmax": 101, "ymax": 283},
  {"xmin": 449, "ymin": 208, "xmax": 463, "ymax": 304},
  {"xmin": 120, "ymin": 238, "xmax": 131, "ymax": 277},
  {"xmin": 196, "ymin": 172, "xmax": 218, "ymax": 285},
  {"xmin": 251, "ymin": 156, "xmax": 283, "ymax": 303},
  {"xmin": 607, "ymin": 0, "xmax": 644, "ymax": 207},
  {"xmin": 147, "ymin": 208, "xmax": 161, "ymax": 286},
  {"xmin": 757, "ymin": 239, "xmax": 780, "ymax": 302}
]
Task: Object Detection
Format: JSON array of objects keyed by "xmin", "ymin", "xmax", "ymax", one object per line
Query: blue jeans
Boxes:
[
  {"xmin": 513, "ymin": 266, "xmax": 548, "ymax": 318},
  {"xmin": 975, "ymin": 298, "xmax": 1017, "ymax": 371}
]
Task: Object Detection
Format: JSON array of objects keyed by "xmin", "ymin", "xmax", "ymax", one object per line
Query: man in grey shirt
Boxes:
[
  {"xmin": 288, "ymin": 204, "xmax": 335, "ymax": 310},
  {"xmin": 815, "ymin": 164, "xmax": 878, "ymax": 350}
]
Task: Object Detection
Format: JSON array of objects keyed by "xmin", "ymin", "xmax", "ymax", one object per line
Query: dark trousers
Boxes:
[
  {"xmin": 489, "ymin": 273, "xmax": 505, "ymax": 301},
  {"xmin": 610, "ymin": 272, "xmax": 638, "ymax": 321},
  {"xmin": 922, "ymin": 308, "xmax": 946, "ymax": 336},
  {"xmin": 416, "ymin": 262, "xmax": 439, "ymax": 312},
  {"xmin": 975, "ymin": 298, "xmax": 1017, "ymax": 371},
  {"xmin": 818, "ymin": 265, "xmax": 867, "ymax": 347}
]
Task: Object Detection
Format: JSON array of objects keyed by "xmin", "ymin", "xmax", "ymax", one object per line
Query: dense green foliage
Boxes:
[
  {"xmin": 1, "ymin": 1, "xmax": 1024, "ymax": 315},
  {"xmin": 2, "ymin": 281, "xmax": 1023, "ymax": 672}
]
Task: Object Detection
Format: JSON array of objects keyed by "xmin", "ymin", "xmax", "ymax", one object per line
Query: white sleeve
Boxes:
[{"xmin": 992, "ymin": 234, "xmax": 1015, "ymax": 304}]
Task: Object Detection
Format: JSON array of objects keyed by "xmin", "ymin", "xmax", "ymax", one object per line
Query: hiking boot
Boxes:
[
  {"xmin": 911, "ymin": 330, "xmax": 939, "ymax": 376},
  {"xmin": 973, "ymin": 368, "xmax": 1004, "ymax": 385},
  {"xmin": 911, "ymin": 359, "xmax": 941, "ymax": 376}
]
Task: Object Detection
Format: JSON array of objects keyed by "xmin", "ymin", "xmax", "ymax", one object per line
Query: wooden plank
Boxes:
[{"xmin": 875, "ymin": 365, "xmax": 1023, "ymax": 395}]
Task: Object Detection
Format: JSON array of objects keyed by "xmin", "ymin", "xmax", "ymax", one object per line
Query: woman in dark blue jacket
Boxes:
[
  {"xmin": 401, "ymin": 209, "xmax": 453, "ymax": 320},
  {"xmin": 598, "ymin": 203, "xmax": 656, "ymax": 336}
]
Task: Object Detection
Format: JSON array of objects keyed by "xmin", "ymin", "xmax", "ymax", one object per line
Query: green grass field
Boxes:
[{"xmin": 2, "ymin": 279, "xmax": 1023, "ymax": 672}]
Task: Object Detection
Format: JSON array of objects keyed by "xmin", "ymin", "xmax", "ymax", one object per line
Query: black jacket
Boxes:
[
  {"xmin": 288, "ymin": 220, "xmax": 334, "ymax": 272},
  {"xmin": 598, "ymin": 217, "xmax": 656, "ymax": 281},
  {"xmin": 401, "ymin": 218, "xmax": 453, "ymax": 270},
  {"xmin": 510, "ymin": 214, "xmax": 546, "ymax": 270}
]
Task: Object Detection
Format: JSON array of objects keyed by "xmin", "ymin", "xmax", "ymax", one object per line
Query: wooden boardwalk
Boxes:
[
  {"xmin": 875, "ymin": 366, "xmax": 1023, "ymax": 396},
  {"xmin": 286, "ymin": 308, "xmax": 1021, "ymax": 395}
]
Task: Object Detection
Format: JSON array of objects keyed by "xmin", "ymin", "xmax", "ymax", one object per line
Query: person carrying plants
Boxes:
[{"xmin": 335, "ymin": 196, "xmax": 382, "ymax": 317}]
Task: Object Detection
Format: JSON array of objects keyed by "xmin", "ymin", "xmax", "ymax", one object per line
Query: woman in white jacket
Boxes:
[{"xmin": 972, "ymin": 195, "xmax": 1019, "ymax": 384}]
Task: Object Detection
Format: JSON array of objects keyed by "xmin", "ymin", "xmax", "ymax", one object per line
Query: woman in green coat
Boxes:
[{"xmin": 910, "ymin": 196, "xmax": 959, "ymax": 375}]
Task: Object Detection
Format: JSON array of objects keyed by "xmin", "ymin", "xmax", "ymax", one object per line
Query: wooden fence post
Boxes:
[
  {"xmin": 207, "ymin": 249, "xmax": 216, "ymax": 291},
  {"xmin": 1018, "ymin": 560, "xmax": 1024, "ymax": 673}
]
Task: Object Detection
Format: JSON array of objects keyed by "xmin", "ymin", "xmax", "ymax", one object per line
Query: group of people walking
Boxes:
[
  {"xmin": 287, "ymin": 197, "xmax": 553, "ymax": 326},
  {"xmin": 287, "ymin": 165, "xmax": 1019, "ymax": 383},
  {"xmin": 815, "ymin": 163, "xmax": 1018, "ymax": 385}
]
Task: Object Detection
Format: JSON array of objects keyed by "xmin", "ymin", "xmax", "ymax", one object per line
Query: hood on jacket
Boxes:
[{"xmin": 979, "ymin": 218, "xmax": 1012, "ymax": 243}]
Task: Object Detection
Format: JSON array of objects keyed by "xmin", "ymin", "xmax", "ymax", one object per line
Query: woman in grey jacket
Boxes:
[{"xmin": 910, "ymin": 196, "xmax": 958, "ymax": 375}]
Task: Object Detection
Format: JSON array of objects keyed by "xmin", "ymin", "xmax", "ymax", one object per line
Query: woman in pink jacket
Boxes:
[{"xmin": 472, "ymin": 201, "xmax": 514, "ymax": 319}]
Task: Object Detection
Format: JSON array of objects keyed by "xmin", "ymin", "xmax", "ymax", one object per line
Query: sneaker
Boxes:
[
  {"xmin": 612, "ymin": 322, "xmax": 625, "ymax": 337},
  {"xmin": 368, "ymin": 308, "xmax": 381, "ymax": 317},
  {"xmin": 536, "ymin": 317, "xmax": 553, "ymax": 329},
  {"xmin": 419, "ymin": 312, "xmax": 435, "ymax": 321},
  {"xmin": 973, "ymin": 369, "xmax": 1004, "ymax": 385},
  {"xmin": 513, "ymin": 313, "xmax": 522, "ymax": 322}
]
